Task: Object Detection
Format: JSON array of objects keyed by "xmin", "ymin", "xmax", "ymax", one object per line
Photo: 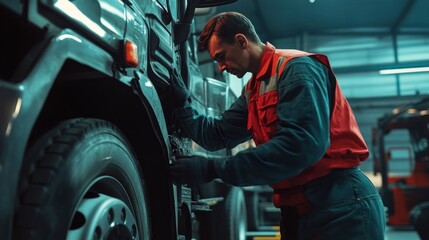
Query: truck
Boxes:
[
  {"xmin": 0, "ymin": 0, "xmax": 255, "ymax": 239},
  {"xmin": 372, "ymin": 96, "xmax": 429, "ymax": 239}
]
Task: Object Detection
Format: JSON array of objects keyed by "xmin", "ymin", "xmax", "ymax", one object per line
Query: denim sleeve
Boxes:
[
  {"xmin": 175, "ymin": 92, "xmax": 252, "ymax": 151},
  {"xmin": 215, "ymin": 57, "xmax": 332, "ymax": 186}
]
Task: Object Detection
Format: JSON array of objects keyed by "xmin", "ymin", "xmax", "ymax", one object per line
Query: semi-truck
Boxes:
[{"xmin": 0, "ymin": 0, "xmax": 255, "ymax": 239}]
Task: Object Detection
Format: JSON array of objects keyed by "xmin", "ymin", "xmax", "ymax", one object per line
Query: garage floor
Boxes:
[
  {"xmin": 246, "ymin": 226, "xmax": 420, "ymax": 240},
  {"xmin": 385, "ymin": 226, "xmax": 420, "ymax": 240}
]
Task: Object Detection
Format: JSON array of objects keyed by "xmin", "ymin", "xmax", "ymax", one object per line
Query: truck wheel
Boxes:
[
  {"xmin": 245, "ymin": 190, "xmax": 259, "ymax": 231},
  {"xmin": 13, "ymin": 118, "xmax": 151, "ymax": 240},
  {"xmin": 199, "ymin": 186, "xmax": 247, "ymax": 240},
  {"xmin": 224, "ymin": 187, "xmax": 247, "ymax": 240}
]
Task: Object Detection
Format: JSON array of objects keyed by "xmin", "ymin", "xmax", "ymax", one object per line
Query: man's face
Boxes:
[{"xmin": 208, "ymin": 34, "xmax": 249, "ymax": 78}]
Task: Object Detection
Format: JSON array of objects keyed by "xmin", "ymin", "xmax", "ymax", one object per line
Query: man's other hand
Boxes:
[{"xmin": 170, "ymin": 155, "xmax": 217, "ymax": 185}]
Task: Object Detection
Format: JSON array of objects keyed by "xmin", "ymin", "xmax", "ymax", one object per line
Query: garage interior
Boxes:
[
  {"xmin": 194, "ymin": 0, "xmax": 429, "ymax": 239},
  {"xmin": 1, "ymin": 0, "xmax": 428, "ymax": 239}
]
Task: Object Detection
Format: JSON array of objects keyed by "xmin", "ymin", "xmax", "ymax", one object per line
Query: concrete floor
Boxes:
[
  {"xmin": 246, "ymin": 226, "xmax": 420, "ymax": 240},
  {"xmin": 386, "ymin": 226, "xmax": 420, "ymax": 240}
]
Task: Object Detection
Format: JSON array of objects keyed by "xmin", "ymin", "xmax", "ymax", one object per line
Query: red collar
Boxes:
[{"xmin": 255, "ymin": 42, "xmax": 276, "ymax": 80}]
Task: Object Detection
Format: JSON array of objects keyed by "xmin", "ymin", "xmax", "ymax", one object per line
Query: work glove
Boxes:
[
  {"xmin": 170, "ymin": 155, "xmax": 218, "ymax": 186},
  {"xmin": 170, "ymin": 69, "xmax": 191, "ymax": 107}
]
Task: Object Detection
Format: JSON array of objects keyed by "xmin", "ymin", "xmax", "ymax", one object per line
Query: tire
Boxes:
[
  {"xmin": 245, "ymin": 190, "xmax": 259, "ymax": 231},
  {"xmin": 13, "ymin": 118, "xmax": 151, "ymax": 240},
  {"xmin": 224, "ymin": 187, "xmax": 247, "ymax": 240},
  {"xmin": 199, "ymin": 187, "xmax": 247, "ymax": 240}
]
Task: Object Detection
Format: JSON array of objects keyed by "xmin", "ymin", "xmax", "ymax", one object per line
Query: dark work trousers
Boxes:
[{"xmin": 280, "ymin": 167, "xmax": 386, "ymax": 240}]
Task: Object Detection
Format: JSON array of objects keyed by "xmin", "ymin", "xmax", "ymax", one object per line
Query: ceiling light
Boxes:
[{"xmin": 379, "ymin": 66, "xmax": 429, "ymax": 75}]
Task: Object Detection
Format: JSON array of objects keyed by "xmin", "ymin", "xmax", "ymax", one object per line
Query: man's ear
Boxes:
[{"xmin": 235, "ymin": 34, "xmax": 248, "ymax": 48}]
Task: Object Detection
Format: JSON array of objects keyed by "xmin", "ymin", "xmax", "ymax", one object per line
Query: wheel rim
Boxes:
[
  {"xmin": 236, "ymin": 190, "xmax": 247, "ymax": 240},
  {"xmin": 237, "ymin": 203, "xmax": 247, "ymax": 240},
  {"xmin": 67, "ymin": 176, "xmax": 139, "ymax": 240}
]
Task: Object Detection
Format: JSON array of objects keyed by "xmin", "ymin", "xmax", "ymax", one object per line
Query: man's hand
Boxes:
[
  {"xmin": 170, "ymin": 155, "xmax": 217, "ymax": 185},
  {"xmin": 170, "ymin": 69, "xmax": 190, "ymax": 107}
]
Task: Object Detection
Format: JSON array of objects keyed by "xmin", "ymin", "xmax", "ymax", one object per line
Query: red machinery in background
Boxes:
[{"xmin": 372, "ymin": 96, "xmax": 429, "ymax": 239}]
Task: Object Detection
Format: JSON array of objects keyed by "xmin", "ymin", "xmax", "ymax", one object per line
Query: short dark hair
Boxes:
[{"xmin": 198, "ymin": 12, "xmax": 261, "ymax": 52}]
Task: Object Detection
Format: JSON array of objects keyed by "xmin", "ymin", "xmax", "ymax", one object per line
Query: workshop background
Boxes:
[
  {"xmin": 195, "ymin": 0, "xmax": 429, "ymax": 178},
  {"xmin": 195, "ymin": 1, "xmax": 429, "ymax": 239}
]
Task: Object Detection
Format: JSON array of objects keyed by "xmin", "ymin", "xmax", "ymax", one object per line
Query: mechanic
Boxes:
[{"xmin": 170, "ymin": 11, "xmax": 386, "ymax": 240}]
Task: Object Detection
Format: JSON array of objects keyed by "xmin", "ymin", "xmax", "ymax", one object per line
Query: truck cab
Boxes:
[{"xmin": 0, "ymin": 0, "xmax": 250, "ymax": 239}]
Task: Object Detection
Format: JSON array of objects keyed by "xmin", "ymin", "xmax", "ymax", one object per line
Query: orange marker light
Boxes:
[{"xmin": 125, "ymin": 40, "xmax": 139, "ymax": 67}]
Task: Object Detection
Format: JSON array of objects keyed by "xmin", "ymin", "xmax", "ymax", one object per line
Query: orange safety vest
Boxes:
[{"xmin": 244, "ymin": 43, "xmax": 368, "ymax": 212}]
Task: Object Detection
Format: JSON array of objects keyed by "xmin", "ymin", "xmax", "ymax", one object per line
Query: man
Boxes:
[{"xmin": 170, "ymin": 12, "xmax": 386, "ymax": 239}]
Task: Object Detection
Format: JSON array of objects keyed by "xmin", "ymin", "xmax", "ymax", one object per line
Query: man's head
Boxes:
[{"xmin": 198, "ymin": 12, "xmax": 263, "ymax": 78}]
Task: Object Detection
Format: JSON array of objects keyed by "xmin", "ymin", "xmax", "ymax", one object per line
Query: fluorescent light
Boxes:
[{"xmin": 379, "ymin": 66, "xmax": 429, "ymax": 75}]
